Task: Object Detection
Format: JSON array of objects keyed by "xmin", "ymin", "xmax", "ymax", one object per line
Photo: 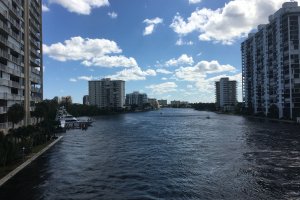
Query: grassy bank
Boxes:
[{"xmin": 0, "ymin": 139, "xmax": 54, "ymax": 179}]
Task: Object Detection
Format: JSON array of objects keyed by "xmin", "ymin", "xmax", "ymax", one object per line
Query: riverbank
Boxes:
[
  {"xmin": 214, "ymin": 111, "xmax": 298, "ymax": 124},
  {"xmin": 0, "ymin": 136, "xmax": 63, "ymax": 187}
]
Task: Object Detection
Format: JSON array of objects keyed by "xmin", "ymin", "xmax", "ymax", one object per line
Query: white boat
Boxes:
[{"xmin": 56, "ymin": 107, "xmax": 93, "ymax": 128}]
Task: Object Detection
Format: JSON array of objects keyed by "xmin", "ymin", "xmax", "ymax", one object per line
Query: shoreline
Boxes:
[{"xmin": 0, "ymin": 136, "xmax": 63, "ymax": 187}]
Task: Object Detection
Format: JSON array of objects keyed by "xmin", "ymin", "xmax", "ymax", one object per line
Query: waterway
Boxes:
[{"xmin": 0, "ymin": 108, "xmax": 300, "ymax": 199}]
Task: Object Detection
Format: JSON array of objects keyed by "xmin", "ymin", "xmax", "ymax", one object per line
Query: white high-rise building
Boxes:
[
  {"xmin": 242, "ymin": 2, "xmax": 300, "ymax": 119},
  {"xmin": 0, "ymin": 0, "xmax": 43, "ymax": 132},
  {"xmin": 88, "ymin": 78, "xmax": 125, "ymax": 109},
  {"xmin": 125, "ymin": 91, "xmax": 147, "ymax": 107},
  {"xmin": 215, "ymin": 77, "xmax": 237, "ymax": 111}
]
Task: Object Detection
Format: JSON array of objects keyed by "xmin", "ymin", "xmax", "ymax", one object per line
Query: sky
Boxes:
[{"xmin": 42, "ymin": 0, "xmax": 293, "ymax": 103}]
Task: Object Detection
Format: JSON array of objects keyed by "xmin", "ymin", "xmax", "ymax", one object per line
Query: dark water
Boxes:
[{"xmin": 1, "ymin": 108, "xmax": 300, "ymax": 200}]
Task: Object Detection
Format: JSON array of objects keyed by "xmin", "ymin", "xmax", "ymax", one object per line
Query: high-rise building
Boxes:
[
  {"xmin": 242, "ymin": 2, "xmax": 300, "ymax": 119},
  {"xmin": 215, "ymin": 77, "xmax": 237, "ymax": 111},
  {"xmin": 61, "ymin": 96, "xmax": 72, "ymax": 105},
  {"xmin": 89, "ymin": 78, "xmax": 125, "ymax": 109},
  {"xmin": 158, "ymin": 99, "xmax": 167, "ymax": 107},
  {"xmin": 0, "ymin": 0, "xmax": 43, "ymax": 131},
  {"xmin": 83, "ymin": 95, "xmax": 89, "ymax": 105},
  {"xmin": 125, "ymin": 91, "xmax": 147, "ymax": 107}
]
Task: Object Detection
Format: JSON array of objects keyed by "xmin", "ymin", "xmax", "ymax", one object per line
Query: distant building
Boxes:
[
  {"xmin": 170, "ymin": 100, "xmax": 190, "ymax": 108},
  {"xmin": 171, "ymin": 100, "xmax": 181, "ymax": 108},
  {"xmin": 148, "ymin": 98, "xmax": 160, "ymax": 109},
  {"xmin": 125, "ymin": 92, "xmax": 147, "ymax": 108},
  {"xmin": 215, "ymin": 77, "xmax": 237, "ymax": 111},
  {"xmin": 89, "ymin": 78, "xmax": 125, "ymax": 109},
  {"xmin": 83, "ymin": 95, "xmax": 89, "ymax": 105},
  {"xmin": 242, "ymin": 2, "xmax": 300, "ymax": 119},
  {"xmin": 52, "ymin": 96, "xmax": 60, "ymax": 103},
  {"xmin": 158, "ymin": 99, "xmax": 167, "ymax": 107},
  {"xmin": 61, "ymin": 96, "xmax": 73, "ymax": 104}
]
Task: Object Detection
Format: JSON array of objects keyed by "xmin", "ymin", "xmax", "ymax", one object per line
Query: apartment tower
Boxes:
[
  {"xmin": 125, "ymin": 91, "xmax": 148, "ymax": 107},
  {"xmin": 0, "ymin": 0, "xmax": 43, "ymax": 131},
  {"xmin": 89, "ymin": 78, "xmax": 125, "ymax": 109},
  {"xmin": 242, "ymin": 2, "xmax": 300, "ymax": 119},
  {"xmin": 215, "ymin": 77, "xmax": 237, "ymax": 111}
]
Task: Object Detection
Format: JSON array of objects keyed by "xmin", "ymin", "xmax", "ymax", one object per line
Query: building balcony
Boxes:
[
  {"xmin": 0, "ymin": 49, "xmax": 9, "ymax": 59},
  {"xmin": 29, "ymin": 7, "xmax": 40, "ymax": 23},
  {"xmin": 0, "ymin": 62, "xmax": 23, "ymax": 77},
  {"xmin": 8, "ymin": 14, "xmax": 22, "ymax": 29},
  {"xmin": 0, "ymin": 79, "xmax": 23, "ymax": 89},
  {"xmin": 0, "ymin": 20, "xmax": 9, "ymax": 33},
  {"xmin": 30, "ymin": 47, "xmax": 40, "ymax": 58},
  {"xmin": 10, "ymin": 29, "xmax": 21, "ymax": 41},
  {"xmin": 30, "ymin": 58, "xmax": 40, "ymax": 67},
  {"xmin": 0, "ymin": 35, "xmax": 8, "ymax": 46},
  {"xmin": 31, "ymin": 87, "xmax": 41, "ymax": 93},
  {"xmin": 0, "ymin": 92, "xmax": 24, "ymax": 101}
]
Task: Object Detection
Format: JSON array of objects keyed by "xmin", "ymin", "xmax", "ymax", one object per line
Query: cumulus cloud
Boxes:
[
  {"xmin": 156, "ymin": 69, "xmax": 173, "ymax": 74},
  {"xmin": 143, "ymin": 17, "xmax": 163, "ymax": 36},
  {"xmin": 146, "ymin": 82, "xmax": 178, "ymax": 94},
  {"xmin": 107, "ymin": 66, "xmax": 156, "ymax": 81},
  {"xmin": 108, "ymin": 11, "xmax": 118, "ymax": 19},
  {"xmin": 174, "ymin": 60, "xmax": 240, "ymax": 101},
  {"xmin": 175, "ymin": 60, "xmax": 236, "ymax": 81},
  {"xmin": 48, "ymin": 0, "xmax": 109, "ymax": 15},
  {"xmin": 44, "ymin": 36, "xmax": 138, "ymax": 68},
  {"xmin": 189, "ymin": 0, "xmax": 202, "ymax": 4},
  {"xmin": 165, "ymin": 54, "xmax": 194, "ymax": 67},
  {"xmin": 170, "ymin": 0, "xmax": 287, "ymax": 44},
  {"xmin": 42, "ymin": 4, "xmax": 50, "ymax": 12}
]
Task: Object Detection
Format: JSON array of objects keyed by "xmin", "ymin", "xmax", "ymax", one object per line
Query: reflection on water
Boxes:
[{"xmin": 0, "ymin": 108, "xmax": 299, "ymax": 200}]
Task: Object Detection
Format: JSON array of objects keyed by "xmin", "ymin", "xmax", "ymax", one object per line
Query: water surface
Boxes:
[{"xmin": 0, "ymin": 108, "xmax": 299, "ymax": 199}]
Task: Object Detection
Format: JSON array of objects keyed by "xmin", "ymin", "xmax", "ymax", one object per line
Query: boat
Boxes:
[{"xmin": 56, "ymin": 107, "xmax": 93, "ymax": 129}]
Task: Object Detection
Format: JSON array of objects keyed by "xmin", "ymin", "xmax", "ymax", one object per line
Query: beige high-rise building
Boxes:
[
  {"xmin": 0, "ymin": 0, "xmax": 43, "ymax": 131},
  {"xmin": 89, "ymin": 78, "xmax": 125, "ymax": 109},
  {"xmin": 215, "ymin": 78, "xmax": 237, "ymax": 111}
]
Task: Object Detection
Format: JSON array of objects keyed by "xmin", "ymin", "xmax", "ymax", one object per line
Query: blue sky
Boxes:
[{"xmin": 42, "ymin": 0, "xmax": 289, "ymax": 103}]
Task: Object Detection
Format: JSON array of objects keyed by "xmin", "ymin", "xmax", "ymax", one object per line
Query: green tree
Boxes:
[{"xmin": 7, "ymin": 103, "xmax": 25, "ymax": 129}]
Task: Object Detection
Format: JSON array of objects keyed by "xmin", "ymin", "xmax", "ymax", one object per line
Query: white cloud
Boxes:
[
  {"xmin": 48, "ymin": 0, "xmax": 109, "ymax": 15},
  {"xmin": 165, "ymin": 54, "xmax": 194, "ymax": 67},
  {"xmin": 69, "ymin": 78, "xmax": 77, "ymax": 82},
  {"xmin": 161, "ymin": 77, "xmax": 168, "ymax": 81},
  {"xmin": 175, "ymin": 38, "xmax": 193, "ymax": 46},
  {"xmin": 143, "ymin": 17, "xmax": 163, "ymax": 36},
  {"xmin": 42, "ymin": 4, "xmax": 50, "ymax": 12},
  {"xmin": 78, "ymin": 76, "xmax": 93, "ymax": 81},
  {"xmin": 146, "ymin": 82, "xmax": 178, "ymax": 94},
  {"xmin": 189, "ymin": 0, "xmax": 202, "ymax": 4},
  {"xmin": 107, "ymin": 66, "xmax": 156, "ymax": 81},
  {"xmin": 156, "ymin": 69, "xmax": 173, "ymax": 74},
  {"xmin": 173, "ymin": 60, "xmax": 241, "ymax": 101},
  {"xmin": 82, "ymin": 56, "xmax": 138, "ymax": 68},
  {"xmin": 108, "ymin": 11, "xmax": 118, "ymax": 19},
  {"xmin": 170, "ymin": 0, "xmax": 287, "ymax": 44},
  {"xmin": 175, "ymin": 60, "xmax": 236, "ymax": 81},
  {"xmin": 44, "ymin": 36, "xmax": 138, "ymax": 68}
]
